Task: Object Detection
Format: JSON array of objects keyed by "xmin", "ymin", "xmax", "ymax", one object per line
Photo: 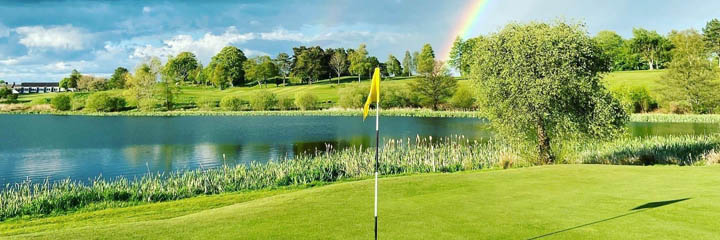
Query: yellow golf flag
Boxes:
[{"xmin": 363, "ymin": 68, "xmax": 381, "ymax": 121}]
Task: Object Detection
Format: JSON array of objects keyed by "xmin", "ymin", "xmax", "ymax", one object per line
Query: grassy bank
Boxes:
[
  {"xmin": 0, "ymin": 108, "xmax": 482, "ymax": 118},
  {"xmin": 3, "ymin": 164, "xmax": 720, "ymax": 239},
  {"xmin": 3, "ymin": 135, "xmax": 720, "ymax": 221}
]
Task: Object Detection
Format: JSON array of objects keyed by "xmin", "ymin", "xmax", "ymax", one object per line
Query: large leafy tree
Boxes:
[
  {"xmin": 630, "ymin": 28, "xmax": 672, "ymax": 70},
  {"xmin": 662, "ymin": 29, "xmax": 720, "ymax": 113},
  {"xmin": 348, "ymin": 44, "xmax": 369, "ymax": 82},
  {"xmin": 416, "ymin": 44, "xmax": 435, "ymax": 76},
  {"xmin": 703, "ymin": 18, "xmax": 720, "ymax": 67},
  {"xmin": 208, "ymin": 46, "xmax": 247, "ymax": 87},
  {"xmin": 294, "ymin": 47, "xmax": 325, "ymax": 84},
  {"xmin": 472, "ymin": 21, "xmax": 628, "ymax": 164},
  {"xmin": 244, "ymin": 56, "xmax": 279, "ymax": 88},
  {"xmin": 329, "ymin": 51, "xmax": 348, "ymax": 83},
  {"xmin": 60, "ymin": 69, "xmax": 82, "ymax": 89},
  {"xmin": 164, "ymin": 52, "xmax": 199, "ymax": 84},
  {"xmin": 402, "ymin": 51, "xmax": 413, "ymax": 76},
  {"xmin": 108, "ymin": 67, "xmax": 129, "ymax": 89},
  {"xmin": 124, "ymin": 63, "xmax": 156, "ymax": 109},
  {"xmin": 409, "ymin": 61, "xmax": 457, "ymax": 110},
  {"xmin": 448, "ymin": 36, "xmax": 464, "ymax": 73},
  {"xmin": 274, "ymin": 53, "xmax": 292, "ymax": 86},
  {"xmin": 211, "ymin": 63, "xmax": 230, "ymax": 90},
  {"xmin": 385, "ymin": 54, "xmax": 402, "ymax": 77}
]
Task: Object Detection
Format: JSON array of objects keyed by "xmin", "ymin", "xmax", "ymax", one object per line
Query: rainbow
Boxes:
[{"xmin": 441, "ymin": 0, "xmax": 491, "ymax": 60}]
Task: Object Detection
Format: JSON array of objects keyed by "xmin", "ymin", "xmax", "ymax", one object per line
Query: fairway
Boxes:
[{"xmin": 3, "ymin": 165, "xmax": 720, "ymax": 239}]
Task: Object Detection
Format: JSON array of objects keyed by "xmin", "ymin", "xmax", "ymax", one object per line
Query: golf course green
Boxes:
[{"xmin": 2, "ymin": 164, "xmax": 719, "ymax": 239}]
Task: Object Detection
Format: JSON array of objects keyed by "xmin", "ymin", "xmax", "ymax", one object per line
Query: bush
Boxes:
[
  {"xmin": 71, "ymin": 95, "xmax": 86, "ymax": 111},
  {"xmin": 249, "ymin": 90, "xmax": 278, "ymax": 111},
  {"xmin": 612, "ymin": 87, "xmax": 657, "ymax": 113},
  {"xmin": 195, "ymin": 97, "xmax": 219, "ymax": 110},
  {"xmin": 338, "ymin": 86, "xmax": 366, "ymax": 108},
  {"xmin": 138, "ymin": 98, "xmax": 160, "ymax": 111},
  {"xmin": 278, "ymin": 96, "xmax": 295, "ymax": 110},
  {"xmin": 667, "ymin": 101, "xmax": 691, "ymax": 114},
  {"xmin": 86, "ymin": 92, "xmax": 125, "ymax": 112},
  {"xmin": 6, "ymin": 93, "xmax": 18, "ymax": 103},
  {"xmin": 294, "ymin": 92, "xmax": 318, "ymax": 110},
  {"xmin": 379, "ymin": 85, "xmax": 416, "ymax": 108},
  {"xmin": 450, "ymin": 87, "xmax": 476, "ymax": 110},
  {"xmin": 220, "ymin": 95, "xmax": 246, "ymax": 111},
  {"xmin": 50, "ymin": 94, "xmax": 72, "ymax": 111}
]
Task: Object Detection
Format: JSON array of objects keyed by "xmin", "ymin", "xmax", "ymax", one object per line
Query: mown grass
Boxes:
[{"xmin": 4, "ymin": 165, "xmax": 720, "ymax": 239}]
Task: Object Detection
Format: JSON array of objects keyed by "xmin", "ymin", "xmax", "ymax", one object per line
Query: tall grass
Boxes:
[
  {"xmin": 2, "ymin": 134, "xmax": 719, "ymax": 220},
  {"xmin": 0, "ymin": 136, "xmax": 522, "ymax": 220},
  {"xmin": 631, "ymin": 114, "xmax": 720, "ymax": 123}
]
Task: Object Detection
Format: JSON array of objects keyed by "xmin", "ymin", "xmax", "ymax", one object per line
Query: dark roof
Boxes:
[{"xmin": 20, "ymin": 82, "xmax": 59, "ymax": 87}]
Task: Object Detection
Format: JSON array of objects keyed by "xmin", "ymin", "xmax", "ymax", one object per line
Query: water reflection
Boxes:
[{"xmin": 0, "ymin": 114, "xmax": 718, "ymax": 186}]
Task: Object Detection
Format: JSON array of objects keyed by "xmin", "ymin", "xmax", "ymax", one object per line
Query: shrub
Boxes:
[
  {"xmin": 195, "ymin": 97, "xmax": 219, "ymax": 110},
  {"xmin": 667, "ymin": 101, "xmax": 691, "ymax": 114},
  {"xmin": 220, "ymin": 95, "xmax": 246, "ymax": 111},
  {"xmin": 380, "ymin": 86, "xmax": 415, "ymax": 109},
  {"xmin": 6, "ymin": 94, "xmax": 18, "ymax": 103},
  {"xmin": 450, "ymin": 87, "xmax": 476, "ymax": 110},
  {"xmin": 338, "ymin": 85, "xmax": 366, "ymax": 108},
  {"xmin": 86, "ymin": 92, "xmax": 125, "ymax": 112},
  {"xmin": 278, "ymin": 96, "xmax": 295, "ymax": 110},
  {"xmin": 71, "ymin": 95, "xmax": 86, "ymax": 111},
  {"xmin": 612, "ymin": 87, "xmax": 657, "ymax": 113},
  {"xmin": 138, "ymin": 98, "xmax": 160, "ymax": 111},
  {"xmin": 294, "ymin": 92, "xmax": 318, "ymax": 110},
  {"xmin": 249, "ymin": 90, "xmax": 278, "ymax": 111},
  {"xmin": 50, "ymin": 94, "xmax": 72, "ymax": 111}
]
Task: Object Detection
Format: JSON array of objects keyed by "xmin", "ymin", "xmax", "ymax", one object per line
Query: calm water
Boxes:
[{"xmin": 0, "ymin": 115, "xmax": 718, "ymax": 185}]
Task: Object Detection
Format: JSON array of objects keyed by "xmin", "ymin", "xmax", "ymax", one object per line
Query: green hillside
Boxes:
[{"xmin": 3, "ymin": 165, "xmax": 720, "ymax": 239}]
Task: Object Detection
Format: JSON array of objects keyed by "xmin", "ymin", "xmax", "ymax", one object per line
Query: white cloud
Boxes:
[
  {"xmin": 131, "ymin": 26, "xmax": 255, "ymax": 62},
  {"xmin": 0, "ymin": 58, "xmax": 18, "ymax": 65},
  {"xmin": 260, "ymin": 28, "xmax": 306, "ymax": 42},
  {"xmin": 142, "ymin": 6, "xmax": 152, "ymax": 13},
  {"xmin": 15, "ymin": 25, "xmax": 90, "ymax": 50}
]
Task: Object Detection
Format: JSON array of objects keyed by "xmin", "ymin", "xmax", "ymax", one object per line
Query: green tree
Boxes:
[
  {"xmin": 212, "ymin": 63, "xmax": 231, "ymax": 90},
  {"xmin": 411, "ymin": 51, "xmax": 419, "ymax": 74},
  {"xmin": 124, "ymin": 64, "xmax": 156, "ymax": 109},
  {"xmin": 409, "ymin": 61, "xmax": 457, "ymax": 110},
  {"xmin": 450, "ymin": 87, "xmax": 476, "ymax": 110},
  {"xmin": 703, "ymin": 19, "xmax": 720, "ymax": 67},
  {"xmin": 329, "ymin": 51, "xmax": 348, "ymax": 83},
  {"xmin": 662, "ymin": 29, "xmax": 720, "ymax": 113},
  {"xmin": 158, "ymin": 66, "xmax": 181, "ymax": 111},
  {"xmin": 630, "ymin": 28, "xmax": 672, "ymax": 70},
  {"xmin": 448, "ymin": 36, "xmax": 464, "ymax": 72},
  {"xmin": 366, "ymin": 56, "xmax": 380, "ymax": 78},
  {"xmin": 294, "ymin": 48, "xmax": 325, "ymax": 84},
  {"xmin": 50, "ymin": 94, "xmax": 72, "ymax": 111},
  {"xmin": 108, "ymin": 67, "xmax": 129, "ymax": 89},
  {"xmin": 244, "ymin": 56, "xmax": 279, "ymax": 88},
  {"xmin": 0, "ymin": 87, "xmax": 12, "ymax": 99},
  {"xmin": 472, "ymin": 21, "xmax": 627, "ymax": 164},
  {"xmin": 59, "ymin": 69, "xmax": 81, "ymax": 89},
  {"xmin": 416, "ymin": 44, "xmax": 435, "ymax": 75},
  {"xmin": 164, "ymin": 52, "xmax": 199, "ymax": 84},
  {"xmin": 402, "ymin": 51, "xmax": 413, "ymax": 76},
  {"xmin": 208, "ymin": 46, "xmax": 247, "ymax": 87},
  {"xmin": 594, "ymin": 31, "xmax": 626, "ymax": 71},
  {"xmin": 349, "ymin": 44, "xmax": 369, "ymax": 82},
  {"xmin": 275, "ymin": 53, "xmax": 292, "ymax": 86},
  {"xmin": 385, "ymin": 54, "xmax": 403, "ymax": 77}
]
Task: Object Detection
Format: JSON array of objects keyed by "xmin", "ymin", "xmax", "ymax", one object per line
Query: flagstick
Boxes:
[{"xmin": 374, "ymin": 101, "xmax": 379, "ymax": 240}]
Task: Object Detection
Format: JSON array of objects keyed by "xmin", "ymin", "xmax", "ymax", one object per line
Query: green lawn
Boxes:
[
  {"xmin": 15, "ymin": 70, "xmax": 664, "ymax": 106},
  {"xmin": 603, "ymin": 69, "xmax": 667, "ymax": 92},
  {"xmin": 3, "ymin": 165, "xmax": 720, "ymax": 239}
]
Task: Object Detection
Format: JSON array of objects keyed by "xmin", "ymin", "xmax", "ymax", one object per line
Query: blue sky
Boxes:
[{"xmin": 1, "ymin": 0, "xmax": 719, "ymax": 82}]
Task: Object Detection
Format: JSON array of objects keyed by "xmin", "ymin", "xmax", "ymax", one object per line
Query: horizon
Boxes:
[{"xmin": 1, "ymin": 0, "xmax": 719, "ymax": 82}]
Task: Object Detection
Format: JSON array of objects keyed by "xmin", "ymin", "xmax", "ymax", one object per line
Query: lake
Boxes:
[{"xmin": 1, "ymin": 114, "xmax": 719, "ymax": 185}]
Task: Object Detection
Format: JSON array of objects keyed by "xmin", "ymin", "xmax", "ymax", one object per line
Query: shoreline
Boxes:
[{"xmin": 2, "ymin": 109, "xmax": 720, "ymax": 122}]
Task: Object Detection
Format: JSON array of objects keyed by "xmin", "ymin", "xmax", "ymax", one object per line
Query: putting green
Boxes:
[{"xmin": 3, "ymin": 165, "xmax": 720, "ymax": 239}]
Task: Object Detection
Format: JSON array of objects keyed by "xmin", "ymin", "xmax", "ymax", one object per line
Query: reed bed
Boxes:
[
  {"xmin": 573, "ymin": 134, "xmax": 720, "ymax": 165},
  {"xmin": 631, "ymin": 114, "xmax": 720, "ymax": 123},
  {"xmin": 0, "ymin": 136, "xmax": 521, "ymax": 220}
]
